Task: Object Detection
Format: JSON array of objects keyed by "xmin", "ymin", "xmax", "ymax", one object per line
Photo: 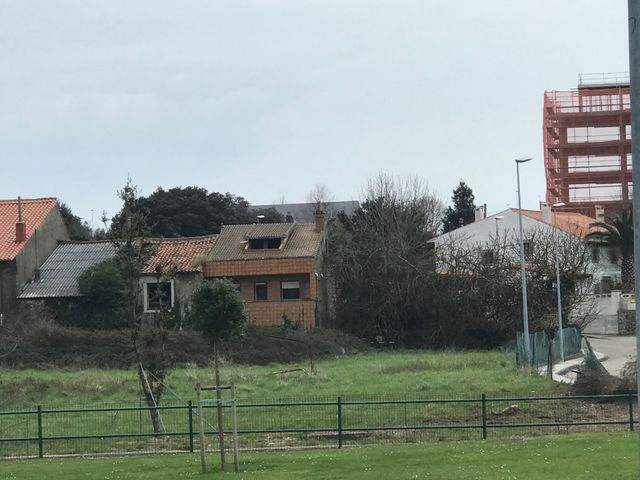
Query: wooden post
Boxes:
[
  {"xmin": 196, "ymin": 383, "xmax": 206, "ymax": 474},
  {"xmin": 231, "ymin": 383, "xmax": 239, "ymax": 473},
  {"xmin": 214, "ymin": 342, "xmax": 226, "ymax": 471}
]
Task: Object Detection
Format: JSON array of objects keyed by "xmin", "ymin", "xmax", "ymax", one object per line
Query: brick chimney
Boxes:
[
  {"xmin": 314, "ymin": 209, "xmax": 325, "ymax": 232},
  {"xmin": 595, "ymin": 205, "xmax": 605, "ymax": 223},
  {"xmin": 15, "ymin": 196, "xmax": 26, "ymax": 243}
]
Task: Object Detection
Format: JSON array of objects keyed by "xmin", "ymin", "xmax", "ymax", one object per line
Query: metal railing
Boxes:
[{"xmin": 1, "ymin": 393, "xmax": 636, "ymax": 459}]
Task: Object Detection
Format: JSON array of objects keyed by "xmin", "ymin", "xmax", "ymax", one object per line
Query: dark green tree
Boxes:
[
  {"xmin": 190, "ymin": 279, "xmax": 247, "ymax": 346},
  {"xmin": 76, "ymin": 260, "xmax": 126, "ymax": 329},
  {"xmin": 107, "ymin": 178, "xmax": 171, "ymax": 433},
  {"xmin": 190, "ymin": 278, "xmax": 247, "ymax": 469},
  {"xmin": 110, "ymin": 186, "xmax": 283, "ymax": 238},
  {"xmin": 59, "ymin": 202, "xmax": 93, "ymax": 241},
  {"xmin": 442, "ymin": 181, "xmax": 476, "ymax": 233},
  {"xmin": 586, "ymin": 207, "xmax": 634, "ymax": 293}
]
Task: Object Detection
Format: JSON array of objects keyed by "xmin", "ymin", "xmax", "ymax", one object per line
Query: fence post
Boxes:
[
  {"xmin": 337, "ymin": 397, "xmax": 343, "ymax": 448},
  {"xmin": 188, "ymin": 401, "xmax": 194, "ymax": 453},
  {"xmin": 628, "ymin": 393, "xmax": 635, "ymax": 432},
  {"xmin": 481, "ymin": 394, "xmax": 487, "ymax": 440},
  {"xmin": 37, "ymin": 405, "xmax": 43, "ymax": 458}
]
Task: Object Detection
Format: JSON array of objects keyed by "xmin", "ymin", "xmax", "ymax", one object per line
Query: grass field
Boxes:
[
  {"xmin": 1, "ymin": 432, "xmax": 637, "ymax": 479},
  {"xmin": 0, "ymin": 350, "xmax": 562, "ymax": 409}
]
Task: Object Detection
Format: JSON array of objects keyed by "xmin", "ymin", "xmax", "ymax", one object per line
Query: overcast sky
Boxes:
[{"xmin": 0, "ymin": 1, "xmax": 630, "ymax": 228}]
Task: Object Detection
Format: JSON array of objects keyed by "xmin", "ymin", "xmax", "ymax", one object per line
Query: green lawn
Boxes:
[
  {"xmin": 1, "ymin": 432, "xmax": 637, "ymax": 480},
  {"xmin": 0, "ymin": 350, "xmax": 561, "ymax": 409}
]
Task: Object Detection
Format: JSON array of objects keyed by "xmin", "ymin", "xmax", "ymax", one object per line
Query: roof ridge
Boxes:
[
  {"xmin": 0, "ymin": 197, "xmax": 58, "ymax": 203},
  {"xmin": 146, "ymin": 234, "xmax": 218, "ymax": 242}
]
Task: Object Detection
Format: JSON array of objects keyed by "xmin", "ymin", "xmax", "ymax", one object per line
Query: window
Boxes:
[
  {"xmin": 523, "ymin": 241, "xmax": 534, "ymax": 261},
  {"xmin": 481, "ymin": 249, "xmax": 495, "ymax": 264},
  {"xmin": 145, "ymin": 281, "xmax": 173, "ymax": 312},
  {"xmin": 249, "ymin": 238, "xmax": 282, "ymax": 249},
  {"xmin": 255, "ymin": 282, "xmax": 268, "ymax": 301},
  {"xmin": 281, "ymin": 281, "xmax": 301, "ymax": 300}
]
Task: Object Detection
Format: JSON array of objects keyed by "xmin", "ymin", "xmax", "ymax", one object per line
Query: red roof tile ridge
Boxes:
[{"xmin": 0, "ymin": 197, "xmax": 58, "ymax": 204}]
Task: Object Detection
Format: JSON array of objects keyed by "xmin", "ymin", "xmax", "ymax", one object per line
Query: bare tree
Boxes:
[{"xmin": 306, "ymin": 183, "xmax": 334, "ymax": 211}]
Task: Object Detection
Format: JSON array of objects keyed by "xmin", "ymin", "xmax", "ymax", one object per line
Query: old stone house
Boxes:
[{"xmin": 0, "ymin": 197, "xmax": 68, "ymax": 323}]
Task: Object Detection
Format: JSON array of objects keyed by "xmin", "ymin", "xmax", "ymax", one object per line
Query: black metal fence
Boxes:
[{"xmin": 0, "ymin": 393, "xmax": 636, "ymax": 458}]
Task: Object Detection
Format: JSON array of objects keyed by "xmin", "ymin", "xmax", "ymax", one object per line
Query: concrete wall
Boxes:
[
  {"xmin": 140, "ymin": 272, "xmax": 204, "ymax": 321},
  {"xmin": 0, "ymin": 261, "xmax": 16, "ymax": 323},
  {"xmin": 15, "ymin": 206, "xmax": 69, "ymax": 291},
  {"xmin": 578, "ymin": 291, "xmax": 636, "ymax": 335}
]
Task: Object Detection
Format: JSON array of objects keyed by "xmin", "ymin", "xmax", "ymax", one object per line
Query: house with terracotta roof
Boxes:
[
  {"xmin": 140, "ymin": 236, "xmax": 217, "ymax": 319},
  {"xmin": 0, "ymin": 197, "xmax": 69, "ymax": 321},
  {"xmin": 203, "ymin": 211, "xmax": 327, "ymax": 329},
  {"xmin": 18, "ymin": 235, "xmax": 217, "ymax": 325},
  {"xmin": 430, "ymin": 202, "xmax": 632, "ymax": 334},
  {"xmin": 431, "ymin": 203, "xmax": 615, "ymax": 285}
]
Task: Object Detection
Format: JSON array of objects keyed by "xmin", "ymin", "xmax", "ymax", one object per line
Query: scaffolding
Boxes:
[{"xmin": 544, "ymin": 74, "xmax": 632, "ymax": 218}]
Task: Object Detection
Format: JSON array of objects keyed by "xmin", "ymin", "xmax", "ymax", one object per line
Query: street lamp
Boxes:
[
  {"xmin": 494, "ymin": 216, "xmax": 504, "ymax": 237},
  {"xmin": 516, "ymin": 156, "xmax": 532, "ymax": 367},
  {"xmin": 552, "ymin": 202, "xmax": 566, "ymax": 362}
]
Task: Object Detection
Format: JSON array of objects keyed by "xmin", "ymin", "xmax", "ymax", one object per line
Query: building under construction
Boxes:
[{"xmin": 544, "ymin": 73, "xmax": 631, "ymax": 219}]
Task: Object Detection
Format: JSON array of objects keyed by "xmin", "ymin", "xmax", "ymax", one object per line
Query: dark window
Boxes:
[
  {"xmin": 481, "ymin": 249, "xmax": 495, "ymax": 264},
  {"xmin": 523, "ymin": 241, "xmax": 534, "ymax": 261},
  {"xmin": 281, "ymin": 281, "xmax": 301, "ymax": 300},
  {"xmin": 145, "ymin": 281, "xmax": 172, "ymax": 311},
  {"xmin": 255, "ymin": 282, "xmax": 268, "ymax": 301},
  {"xmin": 248, "ymin": 237, "xmax": 282, "ymax": 249}
]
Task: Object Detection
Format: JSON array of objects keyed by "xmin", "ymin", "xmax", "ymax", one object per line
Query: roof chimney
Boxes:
[
  {"xmin": 540, "ymin": 202, "xmax": 551, "ymax": 224},
  {"xmin": 15, "ymin": 196, "xmax": 27, "ymax": 243},
  {"xmin": 314, "ymin": 209, "xmax": 325, "ymax": 232},
  {"xmin": 595, "ymin": 205, "xmax": 605, "ymax": 223},
  {"xmin": 474, "ymin": 205, "xmax": 486, "ymax": 222}
]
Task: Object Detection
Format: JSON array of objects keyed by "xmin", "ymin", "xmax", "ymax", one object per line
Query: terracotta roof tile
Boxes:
[
  {"xmin": 244, "ymin": 223, "xmax": 294, "ymax": 240},
  {"xmin": 208, "ymin": 223, "xmax": 323, "ymax": 261},
  {"xmin": 516, "ymin": 209, "xmax": 596, "ymax": 237},
  {"xmin": 143, "ymin": 235, "xmax": 217, "ymax": 274},
  {"xmin": 0, "ymin": 198, "xmax": 58, "ymax": 261}
]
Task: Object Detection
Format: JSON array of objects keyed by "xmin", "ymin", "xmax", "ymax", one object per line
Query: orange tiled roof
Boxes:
[
  {"xmin": 0, "ymin": 198, "xmax": 58, "ymax": 261},
  {"xmin": 516, "ymin": 209, "xmax": 596, "ymax": 237},
  {"xmin": 142, "ymin": 235, "xmax": 217, "ymax": 274},
  {"xmin": 208, "ymin": 223, "xmax": 323, "ymax": 261}
]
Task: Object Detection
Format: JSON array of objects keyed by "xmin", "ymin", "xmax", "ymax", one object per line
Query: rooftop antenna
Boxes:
[{"xmin": 17, "ymin": 196, "xmax": 22, "ymax": 222}]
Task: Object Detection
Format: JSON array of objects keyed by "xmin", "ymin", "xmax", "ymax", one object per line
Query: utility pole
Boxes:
[{"xmin": 627, "ymin": 0, "xmax": 640, "ymax": 464}]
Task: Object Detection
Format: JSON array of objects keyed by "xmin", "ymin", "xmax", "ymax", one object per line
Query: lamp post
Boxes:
[
  {"xmin": 552, "ymin": 202, "xmax": 566, "ymax": 362},
  {"xmin": 516, "ymin": 157, "xmax": 532, "ymax": 367},
  {"xmin": 494, "ymin": 216, "xmax": 504, "ymax": 237}
]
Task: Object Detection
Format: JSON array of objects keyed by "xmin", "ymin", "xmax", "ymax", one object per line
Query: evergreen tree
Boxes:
[{"xmin": 442, "ymin": 181, "xmax": 476, "ymax": 233}]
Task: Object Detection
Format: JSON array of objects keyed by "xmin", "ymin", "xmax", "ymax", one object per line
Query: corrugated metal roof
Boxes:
[
  {"xmin": 19, "ymin": 241, "xmax": 116, "ymax": 299},
  {"xmin": 0, "ymin": 198, "xmax": 58, "ymax": 261},
  {"xmin": 249, "ymin": 201, "xmax": 359, "ymax": 222},
  {"xmin": 208, "ymin": 223, "xmax": 323, "ymax": 261}
]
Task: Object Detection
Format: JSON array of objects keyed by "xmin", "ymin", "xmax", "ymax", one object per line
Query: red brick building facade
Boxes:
[{"xmin": 203, "ymin": 213, "xmax": 327, "ymax": 329}]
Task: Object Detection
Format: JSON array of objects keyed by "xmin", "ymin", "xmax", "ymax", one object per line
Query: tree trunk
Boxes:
[{"xmin": 137, "ymin": 364, "xmax": 164, "ymax": 434}]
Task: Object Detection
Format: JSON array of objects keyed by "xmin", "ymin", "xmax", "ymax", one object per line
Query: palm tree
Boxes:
[{"xmin": 585, "ymin": 208, "xmax": 634, "ymax": 293}]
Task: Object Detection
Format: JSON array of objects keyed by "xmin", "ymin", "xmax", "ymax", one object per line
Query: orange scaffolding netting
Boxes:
[{"xmin": 543, "ymin": 82, "xmax": 632, "ymax": 217}]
